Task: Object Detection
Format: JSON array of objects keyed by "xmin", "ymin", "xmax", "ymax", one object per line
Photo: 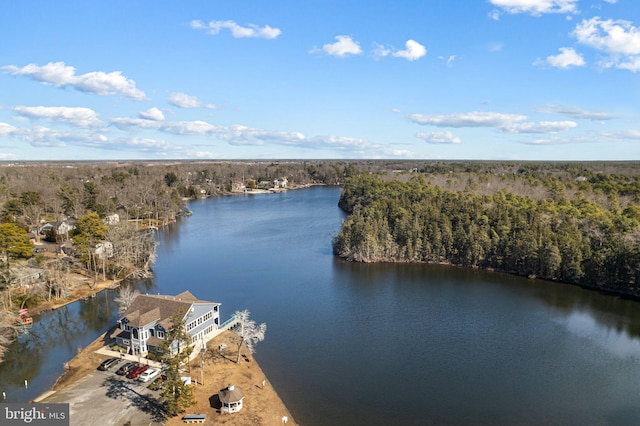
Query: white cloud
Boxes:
[
  {"xmin": 416, "ymin": 131, "xmax": 462, "ymax": 144},
  {"xmin": 110, "ymin": 117, "xmax": 219, "ymax": 135},
  {"xmin": 13, "ymin": 106, "xmax": 102, "ymax": 127},
  {"xmin": 439, "ymin": 55, "xmax": 456, "ymax": 66},
  {"xmin": 109, "ymin": 112, "xmax": 411, "ymax": 157},
  {"xmin": 110, "ymin": 117, "xmax": 162, "ymax": 130},
  {"xmin": 617, "ymin": 57, "xmax": 640, "ymax": 72},
  {"xmin": 392, "ymin": 40, "xmax": 427, "ymax": 61},
  {"xmin": 312, "ymin": 35, "xmax": 362, "ymax": 57},
  {"xmin": 168, "ymin": 92, "xmax": 216, "ymax": 109},
  {"xmin": 139, "ymin": 107, "xmax": 165, "ymax": 121},
  {"xmin": 612, "ymin": 130, "xmax": 640, "ymax": 140},
  {"xmin": 574, "ymin": 17, "xmax": 640, "ymax": 55},
  {"xmin": 500, "ymin": 120, "xmax": 577, "ymax": 133},
  {"xmin": 10, "ymin": 125, "xmax": 107, "ymax": 148},
  {"xmin": 541, "ymin": 47, "xmax": 585, "ymax": 68},
  {"xmin": 489, "ymin": 0, "xmax": 578, "ymax": 16},
  {"xmin": 409, "ymin": 111, "xmax": 527, "ymax": 127},
  {"xmin": 536, "ymin": 104, "xmax": 614, "ymax": 120},
  {"xmin": 373, "ymin": 43, "xmax": 391, "ymax": 59},
  {"xmin": 2, "ymin": 62, "xmax": 147, "ymax": 100},
  {"xmin": 0, "ymin": 122, "xmax": 18, "ymax": 136},
  {"xmin": 373, "ymin": 40, "xmax": 426, "ymax": 61},
  {"xmin": 190, "ymin": 19, "xmax": 281, "ymax": 39},
  {"xmin": 161, "ymin": 121, "xmax": 219, "ymax": 135},
  {"xmin": 410, "ymin": 111, "xmax": 577, "ymax": 135},
  {"xmin": 215, "ymin": 125, "xmax": 305, "ymax": 146},
  {"xmin": 573, "ymin": 17, "xmax": 640, "ymax": 71},
  {"xmin": 522, "ymin": 136, "xmax": 577, "ymax": 145}
]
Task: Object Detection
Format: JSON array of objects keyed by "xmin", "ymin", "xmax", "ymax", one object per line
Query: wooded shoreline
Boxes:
[{"xmin": 333, "ymin": 169, "xmax": 640, "ymax": 300}]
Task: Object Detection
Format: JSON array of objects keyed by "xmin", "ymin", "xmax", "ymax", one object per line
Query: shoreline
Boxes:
[{"xmin": 27, "ymin": 275, "xmax": 123, "ymax": 318}]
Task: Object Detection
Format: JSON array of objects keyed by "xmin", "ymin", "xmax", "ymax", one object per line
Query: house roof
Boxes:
[
  {"xmin": 120, "ymin": 291, "xmax": 218, "ymax": 329},
  {"xmin": 219, "ymin": 385, "xmax": 245, "ymax": 403}
]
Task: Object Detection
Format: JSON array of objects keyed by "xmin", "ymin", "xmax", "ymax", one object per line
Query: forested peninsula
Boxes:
[{"xmin": 333, "ymin": 162, "xmax": 640, "ymax": 298}]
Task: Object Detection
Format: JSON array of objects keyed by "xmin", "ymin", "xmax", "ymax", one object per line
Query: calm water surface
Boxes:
[{"xmin": 4, "ymin": 186, "xmax": 640, "ymax": 425}]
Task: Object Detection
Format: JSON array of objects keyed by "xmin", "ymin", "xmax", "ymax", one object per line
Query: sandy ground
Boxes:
[{"xmin": 48, "ymin": 330, "xmax": 296, "ymax": 426}]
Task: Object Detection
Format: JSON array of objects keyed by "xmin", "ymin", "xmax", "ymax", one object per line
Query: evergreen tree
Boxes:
[
  {"xmin": 0, "ymin": 222, "xmax": 33, "ymax": 262},
  {"xmin": 159, "ymin": 311, "xmax": 195, "ymax": 417}
]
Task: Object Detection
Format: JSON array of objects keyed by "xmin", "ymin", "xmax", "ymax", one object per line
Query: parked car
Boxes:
[
  {"xmin": 126, "ymin": 364, "xmax": 149, "ymax": 379},
  {"xmin": 116, "ymin": 362, "xmax": 137, "ymax": 376},
  {"xmin": 137, "ymin": 368, "xmax": 160, "ymax": 383},
  {"xmin": 148, "ymin": 374, "xmax": 166, "ymax": 391},
  {"xmin": 97, "ymin": 358, "xmax": 119, "ymax": 371}
]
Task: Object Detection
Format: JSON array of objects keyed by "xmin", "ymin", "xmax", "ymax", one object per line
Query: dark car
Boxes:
[
  {"xmin": 126, "ymin": 364, "xmax": 148, "ymax": 379},
  {"xmin": 148, "ymin": 374, "xmax": 166, "ymax": 391},
  {"xmin": 97, "ymin": 358, "xmax": 119, "ymax": 371},
  {"xmin": 116, "ymin": 362, "xmax": 137, "ymax": 376}
]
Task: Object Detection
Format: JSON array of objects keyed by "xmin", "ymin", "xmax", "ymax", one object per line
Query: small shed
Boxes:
[{"xmin": 218, "ymin": 384, "xmax": 244, "ymax": 413}]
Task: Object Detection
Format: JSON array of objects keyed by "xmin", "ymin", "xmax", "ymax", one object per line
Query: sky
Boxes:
[{"xmin": 1, "ymin": 0, "xmax": 639, "ymax": 161}]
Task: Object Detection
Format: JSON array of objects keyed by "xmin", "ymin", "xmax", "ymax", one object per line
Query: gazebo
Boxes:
[{"xmin": 219, "ymin": 384, "xmax": 245, "ymax": 413}]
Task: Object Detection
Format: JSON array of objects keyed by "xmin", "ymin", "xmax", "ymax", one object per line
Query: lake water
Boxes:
[{"xmin": 4, "ymin": 186, "xmax": 640, "ymax": 425}]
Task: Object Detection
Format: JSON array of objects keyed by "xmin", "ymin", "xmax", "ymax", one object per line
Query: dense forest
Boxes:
[{"xmin": 333, "ymin": 163, "xmax": 640, "ymax": 298}]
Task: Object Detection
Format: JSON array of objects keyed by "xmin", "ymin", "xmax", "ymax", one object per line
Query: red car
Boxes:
[{"xmin": 126, "ymin": 364, "xmax": 149, "ymax": 379}]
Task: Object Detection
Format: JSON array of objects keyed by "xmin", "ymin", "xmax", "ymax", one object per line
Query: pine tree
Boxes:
[{"xmin": 159, "ymin": 311, "xmax": 195, "ymax": 417}]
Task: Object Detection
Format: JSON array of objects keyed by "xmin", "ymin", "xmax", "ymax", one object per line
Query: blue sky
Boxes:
[{"xmin": 1, "ymin": 0, "xmax": 639, "ymax": 161}]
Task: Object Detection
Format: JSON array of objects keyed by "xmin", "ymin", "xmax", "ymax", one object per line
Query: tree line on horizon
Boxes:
[{"xmin": 333, "ymin": 170, "xmax": 640, "ymax": 298}]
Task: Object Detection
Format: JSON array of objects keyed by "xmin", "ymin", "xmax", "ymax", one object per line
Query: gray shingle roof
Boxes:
[
  {"xmin": 219, "ymin": 385, "xmax": 245, "ymax": 403},
  {"xmin": 121, "ymin": 291, "xmax": 214, "ymax": 328}
]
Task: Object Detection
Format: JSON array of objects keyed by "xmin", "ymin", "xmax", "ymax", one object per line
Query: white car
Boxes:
[{"xmin": 137, "ymin": 368, "xmax": 160, "ymax": 383}]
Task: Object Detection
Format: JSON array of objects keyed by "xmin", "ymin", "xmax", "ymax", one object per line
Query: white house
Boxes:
[
  {"xmin": 40, "ymin": 220, "xmax": 75, "ymax": 242},
  {"xmin": 105, "ymin": 213, "xmax": 120, "ymax": 225},
  {"xmin": 113, "ymin": 290, "xmax": 220, "ymax": 357},
  {"xmin": 95, "ymin": 241, "xmax": 114, "ymax": 259}
]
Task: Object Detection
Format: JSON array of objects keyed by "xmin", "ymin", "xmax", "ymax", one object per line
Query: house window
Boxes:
[{"xmin": 157, "ymin": 331, "xmax": 165, "ymax": 339}]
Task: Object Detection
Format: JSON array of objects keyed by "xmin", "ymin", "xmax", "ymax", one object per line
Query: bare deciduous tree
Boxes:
[
  {"xmin": 0, "ymin": 311, "xmax": 22, "ymax": 363},
  {"xmin": 44, "ymin": 260, "xmax": 70, "ymax": 301},
  {"xmin": 231, "ymin": 309, "xmax": 266, "ymax": 363},
  {"xmin": 114, "ymin": 285, "xmax": 140, "ymax": 314}
]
